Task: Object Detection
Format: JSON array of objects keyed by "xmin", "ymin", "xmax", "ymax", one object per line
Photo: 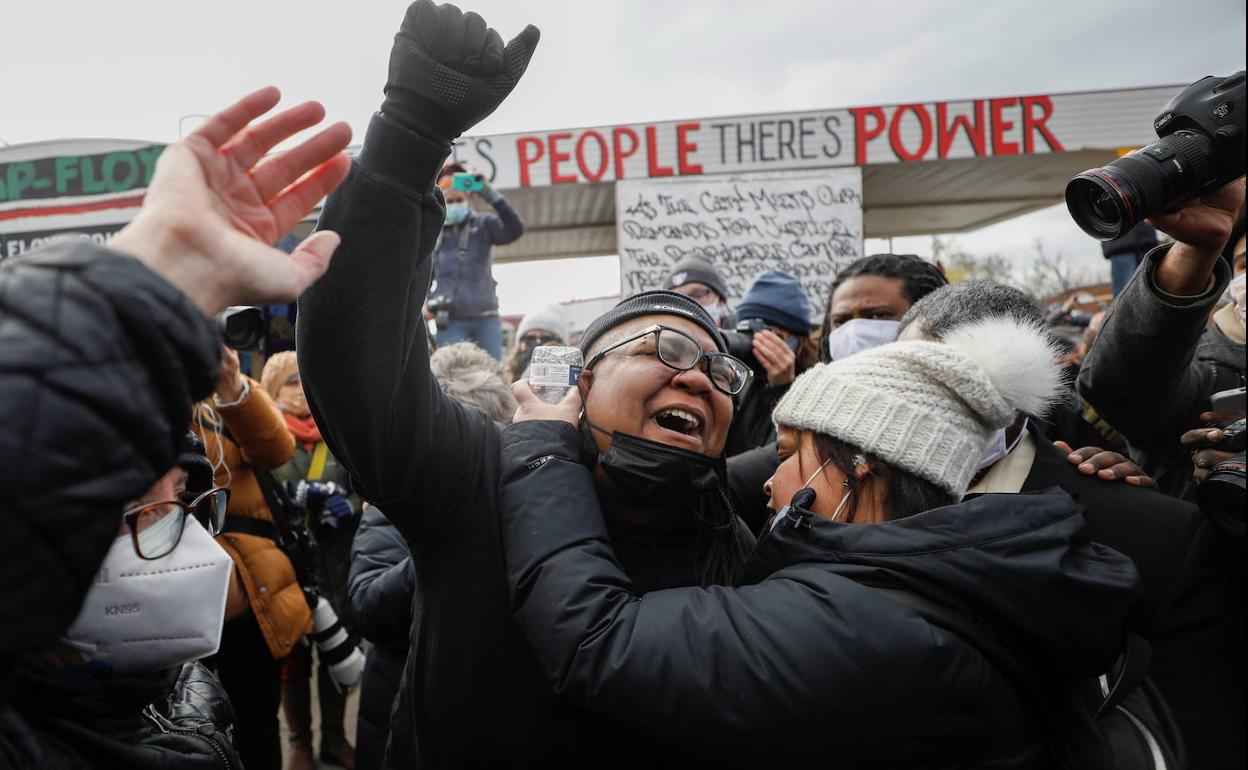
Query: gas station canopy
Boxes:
[{"xmin": 1, "ymin": 84, "xmax": 1177, "ymax": 262}]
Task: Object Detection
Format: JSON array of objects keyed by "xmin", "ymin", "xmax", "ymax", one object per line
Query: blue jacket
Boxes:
[{"xmin": 430, "ymin": 199, "xmax": 524, "ymax": 316}]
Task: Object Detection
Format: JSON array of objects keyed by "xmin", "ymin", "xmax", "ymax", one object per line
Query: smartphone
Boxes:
[
  {"xmin": 1210, "ymin": 386, "xmax": 1247, "ymax": 416},
  {"xmin": 451, "ymin": 172, "xmax": 485, "ymax": 192}
]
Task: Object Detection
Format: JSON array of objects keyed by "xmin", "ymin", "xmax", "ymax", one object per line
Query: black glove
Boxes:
[{"xmin": 382, "ymin": 0, "xmax": 540, "ymax": 146}]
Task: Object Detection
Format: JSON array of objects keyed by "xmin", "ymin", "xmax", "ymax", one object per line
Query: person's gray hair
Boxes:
[
  {"xmin": 430, "ymin": 342, "xmax": 519, "ymax": 424},
  {"xmin": 900, "ymin": 280, "xmax": 1044, "ymax": 339}
]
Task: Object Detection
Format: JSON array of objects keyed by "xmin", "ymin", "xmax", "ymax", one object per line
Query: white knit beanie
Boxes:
[
  {"xmin": 772, "ymin": 317, "xmax": 1063, "ymax": 497},
  {"xmin": 517, "ymin": 304, "xmax": 572, "ymax": 343}
]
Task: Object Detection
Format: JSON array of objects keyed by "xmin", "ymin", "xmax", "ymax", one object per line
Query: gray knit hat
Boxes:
[
  {"xmin": 517, "ymin": 304, "xmax": 572, "ymax": 343},
  {"xmin": 772, "ymin": 317, "xmax": 1063, "ymax": 497},
  {"xmin": 662, "ymin": 256, "xmax": 729, "ymax": 302}
]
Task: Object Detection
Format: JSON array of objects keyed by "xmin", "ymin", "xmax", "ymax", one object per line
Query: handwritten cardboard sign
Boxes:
[{"xmin": 616, "ymin": 168, "xmax": 863, "ymax": 317}]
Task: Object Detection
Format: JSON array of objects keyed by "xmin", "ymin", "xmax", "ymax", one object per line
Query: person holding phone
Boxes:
[{"xmin": 425, "ymin": 161, "xmax": 525, "ymax": 360}]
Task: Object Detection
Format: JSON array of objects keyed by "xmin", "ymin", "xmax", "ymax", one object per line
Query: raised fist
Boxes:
[{"xmin": 382, "ymin": 0, "xmax": 540, "ymax": 145}]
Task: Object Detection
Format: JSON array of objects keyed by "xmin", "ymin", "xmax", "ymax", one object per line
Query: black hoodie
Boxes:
[{"xmin": 500, "ymin": 420, "xmax": 1142, "ymax": 769}]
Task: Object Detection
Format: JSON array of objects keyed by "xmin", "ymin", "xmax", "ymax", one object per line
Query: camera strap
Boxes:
[
  {"xmin": 210, "ymin": 419, "xmax": 321, "ymax": 599},
  {"xmin": 456, "ymin": 221, "xmax": 471, "ymax": 261},
  {"xmin": 308, "ymin": 442, "xmax": 330, "ymax": 481},
  {"xmin": 219, "ymin": 514, "xmax": 277, "ymax": 540}
]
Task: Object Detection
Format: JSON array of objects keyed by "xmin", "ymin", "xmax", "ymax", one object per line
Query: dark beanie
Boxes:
[
  {"xmin": 662, "ymin": 257, "xmax": 729, "ymax": 302},
  {"xmin": 178, "ymin": 431, "xmax": 215, "ymax": 496},
  {"xmin": 735, "ymin": 270, "xmax": 814, "ymax": 335},
  {"xmin": 579, "ymin": 291, "xmax": 727, "ymax": 354}
]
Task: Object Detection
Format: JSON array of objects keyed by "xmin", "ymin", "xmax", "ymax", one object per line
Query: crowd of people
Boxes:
[{"xmin": 0, "ymin": 2, "xmax": 1244, "ymax": 769}]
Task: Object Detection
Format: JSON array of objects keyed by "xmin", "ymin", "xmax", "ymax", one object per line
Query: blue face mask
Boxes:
[{"xmin": 445, "ymin": 202, "xmax": 470, "ymax": 225}]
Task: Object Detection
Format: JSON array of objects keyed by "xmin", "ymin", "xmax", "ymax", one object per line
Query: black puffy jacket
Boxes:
[
  {"xmin": 500, "ymin": 420, "xmax": 1143, "ymax": 769},
  {"xmin": 0, "ymin": 244, "xmax": 218, "ymax": 689},
  {"xmin": 3, "ymin": 661, "xmax": 241, "ymax": 769},
  {"xmin": 348, "ymin": 506, "xmax": 414, "ymax": 770}
]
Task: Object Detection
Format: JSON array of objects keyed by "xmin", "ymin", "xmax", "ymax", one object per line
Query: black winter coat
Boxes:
[
  {"xmin": 2, "ymin": 661, "xmax": 241, "ymax": 770},
  {"xmin": 500, "ymin": 420, "xmax": 1141, "ymax": 768},
  {"xmin": 730, "ymin": 428, "xmax": 1244, "ymax": 767},
  {"xmin": 298, "ymin": 113, "xmax": 754, "ymax": 769},
  {"xmin": 1023, "ymin": 426, "xmax": 1244, "ymax": 770},
  {"xmin": 0, "ymin": 243, "xmax": 219, "ymax": 766},
  {"xmin": 0, "ymin": 244, "xmax": 219, "ymax": 667},
  {"xmin": 348, "ymin": 506, "xmax": 414, "ymax": 770}
]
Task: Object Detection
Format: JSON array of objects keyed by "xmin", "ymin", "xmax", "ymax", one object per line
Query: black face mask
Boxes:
[{"xmin": 588, "ymin": 422, "xmax": 727, "ymax": 505}]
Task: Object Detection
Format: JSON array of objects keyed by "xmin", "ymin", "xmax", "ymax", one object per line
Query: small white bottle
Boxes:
[{"xmin": 529, "ymin": 346, "xmax": 583, "ymax": 405}]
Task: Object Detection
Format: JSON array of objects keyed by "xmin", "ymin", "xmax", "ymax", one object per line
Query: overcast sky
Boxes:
[{"xmin": 5, "ymin": 0, "xmax": 1244, "ymax": 314}]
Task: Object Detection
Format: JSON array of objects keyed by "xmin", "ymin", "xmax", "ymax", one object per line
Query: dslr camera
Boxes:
[
  {"xmin": 215, "ymin": 306, "xmax": 265, "ymax": 351},
  {"xmin": 1066, "ymin": 71, "xmax": 1245, "ymax": 240},
  {"xmin": 722, "ymin": 318, "xmax": 799, "ymax": 377},
  {"xmin": 266, "ymin": 475, "xmax": 365, "ymax": 688},
  {"xmin": 722, "ymin": 318, "xmax": 769, "ymax": 373},
  {"xmin": 1196, "ymin": 418, "xmax": 1245, "ymax": 538},
  {"xmin": 427, "ymin": 295, "xmax": 454, "ymax": 328}
]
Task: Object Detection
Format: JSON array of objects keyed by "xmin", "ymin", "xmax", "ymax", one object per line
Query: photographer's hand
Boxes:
[
  {"xmin": 215, "ymin": 347, "xmax": 245, "ymax": 404},
  {"xmin": 1182, "ymin": 410, "xmax": 1241, "ymax": 482},
  {"xmin": 111, "ymin": 87, "xmax": 352, "ymax": 317},
  {"xmin": 1148, "ymin": 178, "xmax": 1245, "ymax": 296},
  {"xmin": 474, "ymin": 172, "xmax": 503, "ymax": 205},
  {"xmin": 381, "ymin": 0, "xmax": 540, "ymax": 146},
  {"xmin": 753, "ymin": 330, "xmax": 796, "ymax": 387}
]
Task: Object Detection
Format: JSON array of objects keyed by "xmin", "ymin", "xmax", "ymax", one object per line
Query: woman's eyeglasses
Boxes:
[
  {"xmin": 585, "ymin": 324, "xmax": 752, "ymax": 396},
  {"xmin": 121, "ymin": 487, "xmax": 229, "ymax": 560}
]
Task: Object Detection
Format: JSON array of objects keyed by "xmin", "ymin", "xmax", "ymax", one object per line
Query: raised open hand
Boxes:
[
  {"xmin": 112, "ymin": 87, "xmax": 352, "ymax": 316},
  {"xmin": 382, "ymin": 0, "xmax": 540, "ymax": 144}
]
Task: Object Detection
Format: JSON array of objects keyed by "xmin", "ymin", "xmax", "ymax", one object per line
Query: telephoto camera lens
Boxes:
[
  {"xmin": 1066, "ymin": 71, "xmax": 1245, "ymax": 240},
  {"xmin": 310, "ymin": 595, "xmax": 366, "ymax": 688}
]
